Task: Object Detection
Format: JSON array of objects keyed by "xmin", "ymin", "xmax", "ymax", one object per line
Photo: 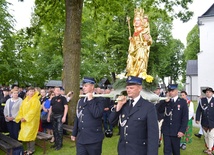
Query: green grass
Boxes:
[{"xmin": 0, "ymin": 127, "xmax": 207, "ymax": 155}]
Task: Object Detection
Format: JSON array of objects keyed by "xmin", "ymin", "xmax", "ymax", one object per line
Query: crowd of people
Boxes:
[
  {"xmin": 0, "ymin": 85, "xmax": 72, "ymax": 154},
  {"xmin": 0, "ymin": 79, "xmax": 214, "ymax": 155}
]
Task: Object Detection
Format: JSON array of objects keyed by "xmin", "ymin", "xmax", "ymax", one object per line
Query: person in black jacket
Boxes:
[
  {"xmin": 71, "ymin": 77, "xmax": 105, "ymax": 155},
  {"xmin": 158, "ymin": 84, "xmax": 188, "ymax": 155},
  {"xmin": 196, "ymin": 87, "xmax": 214, "ymax": 155},
  {"xmin": 0, "ymin": 87, "xmax": 10, "ymax": 132},
  {"xmin": 109, "ymin": 76, "xmax": 159, "ymax": 155}
]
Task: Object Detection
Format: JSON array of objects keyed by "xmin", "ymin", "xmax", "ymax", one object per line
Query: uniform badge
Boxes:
[
  {"xmin": 122, "ymin": 114, "xmax": 125, "ymax": 118},
  {"xmin": 79, "ymin": 106, "xmax": 81, "ymax": 109},
  {"xmin": 177, "ymin": 105, "xmax": 180, "ymax": 110},
  {"xmin": 211, "ymin": 103, "xmax": 213, "ymax": 107}
]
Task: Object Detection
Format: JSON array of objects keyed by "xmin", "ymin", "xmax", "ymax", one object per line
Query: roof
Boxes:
[
  {"xmin": 45, "ymin": 80, "xmax": 62, "ymax": 87},
  {"xmin": 186, "ymin": 60, "xmax": 198, "ymax": 76},
  {"xmin": 199, "ymin": 3, "xmax": 214, "ymax": 18}
]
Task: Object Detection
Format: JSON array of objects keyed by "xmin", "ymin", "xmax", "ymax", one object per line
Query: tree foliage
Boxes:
[
  {"xmin": 184, "ymin": 25, "xmax": 199, "ymax": 60},
  {"xmin": 0, "ymin": 0, "xmax": 15, "ymax": 85}
]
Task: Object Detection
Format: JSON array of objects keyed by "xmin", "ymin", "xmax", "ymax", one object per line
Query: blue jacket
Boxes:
[
  {"xmin": 158, "ymin": 97, "xmax": 188, "ymax": 136},
  {"xmin": 196, "ymin": 97, "xmax": 214, "ymax": 128},
  {"xmin": 72, "ymin": 97, "xmax": 105, "ymax": 144},
  {"xmin": 109, "ymin": 97, "xmax": 159, "ymax": 155}
]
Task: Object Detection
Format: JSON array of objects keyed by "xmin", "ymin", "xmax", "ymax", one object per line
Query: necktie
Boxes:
[
  {"xmin": 171, "ymin": 98, "xmax": 174, "ymax": 103},
  {"xmin": 129, "ymin": 99, "xmax": 134, "ymax": 113}
]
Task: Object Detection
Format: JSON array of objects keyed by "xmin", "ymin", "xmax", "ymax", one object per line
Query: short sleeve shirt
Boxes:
[{"xmin": 51, "ymin": 95, "xmax": 68, "ymax": 115}]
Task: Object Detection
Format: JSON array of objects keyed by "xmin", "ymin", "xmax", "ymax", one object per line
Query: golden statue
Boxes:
[{"xmin": 126, "ymin": 8, "xmax": 152, "ymax": 80}]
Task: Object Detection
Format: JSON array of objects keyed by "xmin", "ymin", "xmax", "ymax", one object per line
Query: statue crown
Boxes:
[{"xmin": 134, "ymin": 8, "xmax": 144, "ymax": 18}]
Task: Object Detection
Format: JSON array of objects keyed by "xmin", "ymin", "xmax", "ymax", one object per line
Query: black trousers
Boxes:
[
  {"xmin": 163, "ymin": 134, "xmax": 181, "ymax": 155},
  {"xmin": 76, "ymin": 141, "xmax": 103, "ymax": 155},
  {"xmin": 6, "ymin": 121, "xmax": 20, "ymax": 140},
  {"xmin": 52, "ymin": 114, "xmax": 63, "ymax": 147},
  {"xmin": 0, "ymin": 116, "xmax": 8, "ymax": 132}
]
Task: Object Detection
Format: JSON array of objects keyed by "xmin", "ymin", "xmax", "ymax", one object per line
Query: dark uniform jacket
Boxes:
[
  {"xmin": 109, "ymin": 97, "xmax": 159, "ymax": 155},
  {"xmin": 72, "ymin": 97, "xmax": 105, "ymax": 144},
  {"xmin": 196, "ymin": 97, "xmax": 214, "ymax": 128},
  {"xmin": 158, "ymin": 97, "xmax": 188, "ymax": 136},
  {"xmin": 0, "ymin": 95, "xmax": 10, "ymax": 132}
]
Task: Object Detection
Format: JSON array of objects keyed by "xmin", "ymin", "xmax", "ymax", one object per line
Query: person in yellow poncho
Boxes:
[{"xmin": 15, "ymin": 87, "xmax": 41, "ymax": 155}]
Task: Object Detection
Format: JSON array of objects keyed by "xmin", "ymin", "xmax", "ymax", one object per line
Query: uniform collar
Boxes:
[
  {"xmin": 130, "ymin": 95, "xmax": 141, "ymax": 107},
  {"xmin": 171, "ymin": 95, "xmax": 178, "ymax": 102},
  {"xmin": 206, "ymin": 97, "xmax": 212, "ymax": 103}
]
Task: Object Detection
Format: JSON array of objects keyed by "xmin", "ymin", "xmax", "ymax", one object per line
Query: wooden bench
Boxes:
[
  {"xmin": 0, "ymin": 133, "xmax": 23, "ymax": 155},
  {"xmin": 36, "ymin": 132, "xmax": 53, "ymax": 154},
  {"xmin": 62, "ymin": 124, "xmax": 75, "ymax": 147},
  {"xmin": 63, "ymin": 124, "xmax": 74, "ymax": 133}
]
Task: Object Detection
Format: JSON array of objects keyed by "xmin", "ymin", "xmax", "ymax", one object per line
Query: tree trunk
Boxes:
[{"xmin": 63, "ymin": 0, "xmax": 83, "ymax": 125}]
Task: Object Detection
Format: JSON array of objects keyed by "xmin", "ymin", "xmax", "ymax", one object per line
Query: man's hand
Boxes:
[
  {"xmin": 177, "ymin": 132, "xmax": 184, "ymax": 138},
  {"xmin": 165, "ymin": 97, "xmax": 170, "ymax": 102},
  {"xmin": 116, "ymin": 95, "xmax": 127, "ymax": 112},
  {"xmin": 62, "ymin": 116, "xmax": 66, "ymax": 123},
  {"xmin": 87, "ymin": 93, "xmax": 93, "ymax": 101},
  {"xmin": 196, "ymin": 121, "xmax": 200, "ymax": 124},
  {"xmin": 104, "ymin": 108, "xmax": 109, "ymax": 111},
  {"xmin": 71, "ymin": 136, "xmax": 76, "ymax": 141}
]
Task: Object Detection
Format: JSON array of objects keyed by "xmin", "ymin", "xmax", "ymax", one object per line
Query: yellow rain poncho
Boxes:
[{"xmin": 15, "ymin": 92, "xmax": 41, "ymax": 141}]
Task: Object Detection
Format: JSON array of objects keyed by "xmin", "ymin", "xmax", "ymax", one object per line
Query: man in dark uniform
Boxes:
[
  {"xmin": 47, "ymin": 87, "xmax": 68, "ymax": 150},
  {"xmin": 109, "ymin": 76, "xmax": 159, "ymax": 155},
  {"xmin": 158, "ymin": 84, "xmax": 188, "ymax": 155},
  {"xmin": 196, "ymin": 87, "xmax": 214, "ymax": 155},
  {"xmin": 71, "ymin": 77, "xmax": 105, "ymax": 155},
  {"xmin": 103, "ymin": 85, "xmax": 114, "ymax": 137}
]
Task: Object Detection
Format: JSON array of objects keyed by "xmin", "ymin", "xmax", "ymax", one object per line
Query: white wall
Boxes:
[
  {"xmin": 198, "ymin": 16, "xmax": 214, "ymax": 95},
  {"xmin": 186, "ymin": 75, "xmax": 198, "ymax": 98}
]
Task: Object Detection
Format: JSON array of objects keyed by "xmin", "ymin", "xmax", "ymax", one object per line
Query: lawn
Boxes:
[{"xmin": 0, "ymin": 126, "xmax": 207, "ymax": 155}]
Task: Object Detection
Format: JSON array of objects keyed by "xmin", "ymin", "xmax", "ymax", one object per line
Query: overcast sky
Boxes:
[{"xmin": 6, "ymin": 0, "xmax": 214, "ymax": 46}]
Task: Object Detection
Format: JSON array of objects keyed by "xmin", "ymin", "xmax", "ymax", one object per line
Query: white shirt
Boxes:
[
  {"xmin": 131, "ymin": 95, "xmax": 141, "ymax": 107},
  {"xmin": 171, "ymin": 95, "xmax": 178, "ymax": 102},
  {"xmin": 207, "ymin": 97, "xmax": 212, "ymax": 103}
]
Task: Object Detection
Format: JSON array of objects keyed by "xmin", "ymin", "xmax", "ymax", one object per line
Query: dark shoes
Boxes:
[
  {"xmin": 50, "ymin": 144, "xmax": 56, "ymax": 149},
  {"xmin": 55, "ymin": 146, "xmax": 62, "ymax": 151},
  {"xmin": 180, "ymin": 144, "xmax": 186, "ymax": 150},
  {"xmin": 158, "ymin": 140, "xmax": 161, "ymax": 147},
  {"xmin": 194, "ymin": 133, "xmax": 202, "ymax": 138},
  {"xmin": 51, "ymin": 144, "xmax": 62, "ymax": 150}
]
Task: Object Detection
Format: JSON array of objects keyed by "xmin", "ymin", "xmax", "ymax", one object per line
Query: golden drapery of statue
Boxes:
[{"xmin": 126, "ymin": 8, "xmax": 153, "ymax": 82}]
